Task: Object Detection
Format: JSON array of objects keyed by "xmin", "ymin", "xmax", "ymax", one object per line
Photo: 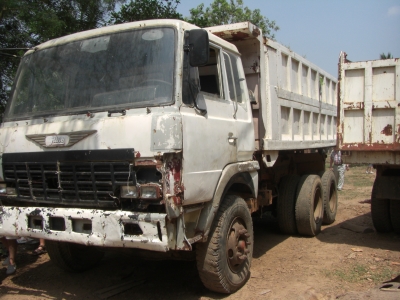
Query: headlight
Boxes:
[
  {"xmin": 140, "ymin": 184, "xmax": 161, "ymax": 199},
  {"xmin": 120, "ymin": 185, "xmax": 139, "ymax": 199},
  {"xmin": 0, "ymin": 183, "xmax": 6, "ymax": 194},
  {"xmin": 6, "ymin": 187, "xmax": 16, "ymax": 195},
  {"xmin": 0, "ymin": 184, "xmax": 16, "ymax": 196},
  {"xmin": 120, "ymin": 184, "xmax": 162, "ymax": 199}
]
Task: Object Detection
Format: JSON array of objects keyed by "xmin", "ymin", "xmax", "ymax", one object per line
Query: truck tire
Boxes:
[
  {"xmin": 46, "ymin": 240, "xmax": 105, "ymax": 272},
  {"xmin": 390, "ymin": 200, "xmax": 400, "ymax": 234},
  {"xmin": 196, "ymin": 195, "xmax": 253, "ymax": 293},
  {"xmin": 320, "ymin": 170, "xmax": 338, "ymax": 225},
  {"xmin": 371, "ymin": 177, "xmax": 392, "ymax": 233},
  {"xmin": 277, "ymin": 175, "xmax": 300, "ymax": 234},
  {"xmin": 295, "ymin": 175, "xmax": 324, "ymax": 236}
]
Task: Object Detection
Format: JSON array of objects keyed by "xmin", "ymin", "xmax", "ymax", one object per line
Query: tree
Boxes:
[
  {"xmin": 109, "ymin": 0, "xmax": 182, "ymax": 24},
  {"xmin": 0, "ymin": 0, "xmax": 124, "ymax": 119},
  {"xmin": 186, "ymin": 0, "xmax": 279, "ymax": 39},
  {"xmin": 380, "ymin": 52, "xmax": 393, "ymax": 59}
]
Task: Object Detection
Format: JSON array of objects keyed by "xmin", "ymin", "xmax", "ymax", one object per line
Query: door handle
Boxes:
[{"xmin": 228, "ymin": 136, "xmax": 237, "ymax": 143}]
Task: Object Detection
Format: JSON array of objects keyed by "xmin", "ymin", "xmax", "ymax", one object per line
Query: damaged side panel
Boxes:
[
  {"xmin": 152, "ymin": 114, "xmax": 182, "ymax": 151},
  {"xmin": 164, "ymin": 153, "xmax": 183, "ymax": 219}
]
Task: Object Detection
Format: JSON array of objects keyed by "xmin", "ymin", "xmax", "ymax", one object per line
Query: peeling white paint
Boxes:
[
  {"xmin": 0, "ymin": 109, "xmax": 183, "ymax": 158},
  {"xmin": 0, "ymin": 207, "xmax": 169, "ymax": 251}
]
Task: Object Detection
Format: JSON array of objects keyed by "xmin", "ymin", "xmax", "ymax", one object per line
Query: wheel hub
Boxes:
[{"xmin": 227, "ymin": 218, "xmax": 251, "ymax": 272}]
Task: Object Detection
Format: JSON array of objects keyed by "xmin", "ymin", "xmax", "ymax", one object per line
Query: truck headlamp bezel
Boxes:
[{"xmin": 140, "ymin": 184, "xmax": 161, "ymax": 199}]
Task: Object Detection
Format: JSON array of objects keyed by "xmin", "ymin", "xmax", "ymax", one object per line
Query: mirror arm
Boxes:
[{"xmin": 184, "ymin": 47, "xmax": 207, "ymax": 116}]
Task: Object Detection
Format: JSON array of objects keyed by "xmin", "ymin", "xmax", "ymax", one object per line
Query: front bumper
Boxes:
[{"xmin": 0, "ymin": 206, "xmax": 168, "ymax": 252}]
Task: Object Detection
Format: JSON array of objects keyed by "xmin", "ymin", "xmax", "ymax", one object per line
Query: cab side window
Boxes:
[
  {"xmin": 223, "ymin": 52, "xmax": 245, "ymax": 103},
  {"xmin": 198, "ymin": 47, "xmax": 224, "ymax": 98}
]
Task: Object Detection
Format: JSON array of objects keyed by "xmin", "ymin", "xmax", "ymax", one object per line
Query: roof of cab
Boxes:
[{"xmin": 24, "ymin": 19, "xmax": 240, "ymax": 56}]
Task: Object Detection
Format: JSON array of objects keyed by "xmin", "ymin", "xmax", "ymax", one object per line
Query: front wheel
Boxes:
[
  {"xmin": 46, "ymin": 241, "xmax": 105, "ymax": 272},
  {"xmin": 196, "ymin": 195, "xmax": 253, "ymax": 293}
]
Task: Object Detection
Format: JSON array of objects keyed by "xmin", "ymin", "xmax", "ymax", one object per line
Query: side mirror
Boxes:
[{"xmin": 187, "ymin": 29, "xmax": 209, "ymax": 67}]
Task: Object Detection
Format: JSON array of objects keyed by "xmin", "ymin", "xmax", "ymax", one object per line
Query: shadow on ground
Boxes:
[{"xmin": 317, "ymin": 212, "xmax": 400, "ymax": 252}]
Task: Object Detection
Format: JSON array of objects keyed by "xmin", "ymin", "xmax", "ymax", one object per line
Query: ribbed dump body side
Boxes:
[{"xmin": 206, "ymin": 22, "xmax": 338, "ymax": 151}]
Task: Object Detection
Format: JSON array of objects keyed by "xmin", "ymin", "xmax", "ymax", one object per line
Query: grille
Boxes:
[{"xmin": 3, "ymin": 161, "xmax": 133, "ymax": 206}]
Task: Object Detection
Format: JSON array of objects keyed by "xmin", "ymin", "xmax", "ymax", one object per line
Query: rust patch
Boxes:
[
  {"xmin": 211, "ymin": 30, "xmax": 250, "ymax": 41},
  {"xmin": 135, "ymin": 160, "xmax": 157, "ymax": 166},
  {"xmin": 343, "ymin": 102, "xmax": 364, "ymax": 110},
  {"xmin": 341, "ymin": 142, "xmax": 400, "ymax": 151},
  {"xmin": 212, "ymin": 31, "xmax": 226, "ymax": 38},
  {"xmin": 165, "ymin": 156, "xmax": 183, "ymax": 202},
  {"xmin": 381, "ymin": 124, "xmax": 393, "ymax": 136},
  {"xmin": 170, "ymin": 195, "xmax": 182, "ymax": 206},
  {"xmin": 252, "ymin": 28, "xmax": 260, "ymax": 37},
  {"xmin": 397, "ymin": 125, "xmax": 400, "ymax": 143},
  {"xmin": 231, "ymin": 31, "xmax": 250, "ymax": 41}
]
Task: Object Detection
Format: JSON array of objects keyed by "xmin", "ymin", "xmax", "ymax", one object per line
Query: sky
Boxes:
[{"xmin": 177, "ymin": 0, "xmax": 400, "ymax": 77}]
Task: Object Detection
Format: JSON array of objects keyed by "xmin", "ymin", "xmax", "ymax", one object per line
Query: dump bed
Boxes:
[
  {"xmin": 206, "ymin": 22, "xmax": 337, "ymax": 151},
  {"xmin": 337, "ymin": 52, "xmax": 400, "ymax": 164}
]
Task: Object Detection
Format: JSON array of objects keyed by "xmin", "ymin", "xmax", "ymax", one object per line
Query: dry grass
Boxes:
[
  {"xmin": 340, "ymin": 164, "xmax": 375, "ymax": 201},
  {"xmin": 323, "ymin": 163, "xmax": 400, "ymax": 285}
]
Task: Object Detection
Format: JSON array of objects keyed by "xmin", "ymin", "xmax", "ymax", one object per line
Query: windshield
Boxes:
[{"xmin": 6, "ymin": 27, "xmax": 175, "ymax": 120}]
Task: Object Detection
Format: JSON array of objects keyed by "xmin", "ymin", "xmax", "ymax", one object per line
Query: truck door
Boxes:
[
  {"xmin": 222, "ymin": 51, "xmax": 255, "ymax": 161},
  {"xmin": 181, "ymin": 45, "xmax": 237, "ymax": 205}
]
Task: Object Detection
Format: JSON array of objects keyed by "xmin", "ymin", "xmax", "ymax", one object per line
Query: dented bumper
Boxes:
[{"xmin": 0, "ymin": 206, "xmax": 169, "ymax": 252}]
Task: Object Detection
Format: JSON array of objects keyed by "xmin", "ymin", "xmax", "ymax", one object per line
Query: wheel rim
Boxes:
[
  {"xmin": 226, "ymin": 217, "xmax": 250, "ymax": 273},
  {"xmin": 313, "ymin": 186, "xmax": 323, "ymax": 222}
]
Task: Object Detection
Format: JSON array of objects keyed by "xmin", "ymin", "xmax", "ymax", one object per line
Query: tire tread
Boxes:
[
  {"xmin": 320, "ymin": 170, "xmax": 338, "ymax": 225},
  {"xmin": 277, "ymin": 175, "xmax": 300, "ymax": 234},
  {"xmin": 371, "ymin": 177, "xmax": 392, "ymax": 233},
  {"xmin": 295, "ymin": 175, "xmax": 323, "ymax": 236},
  {"xmin": 196, "ymin": 195, "xmax": 253, "ymax": 293}
]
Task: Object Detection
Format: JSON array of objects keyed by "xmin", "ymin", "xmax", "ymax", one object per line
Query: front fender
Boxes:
[{"xmin": 195, "ymin": 161, "xmax": 259, "ymax": 241}]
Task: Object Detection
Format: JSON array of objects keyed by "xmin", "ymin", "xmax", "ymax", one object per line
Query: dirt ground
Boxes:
[{"xmin": 0, "ymin": 165, "xmax": 399, "ymax": 299}]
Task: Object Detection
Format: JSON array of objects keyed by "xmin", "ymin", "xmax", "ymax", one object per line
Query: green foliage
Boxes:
[
  {"xmin": 0, "ymin": 0, "xmax": 124, "ymax": 120},
  {"xmin": 0, "ymin": 0, "xmax": 279, "ymax": 121},
  {"xmin": 380, "ymin": 52, "xmax": 393, "ymax": 59},
  {"xmin": 109, "ymin": 0, "xmax": 182, "ymax": 24},
  {"xmin": 186, "ymin": 0, "xmax": 279, "ymax": 39}
]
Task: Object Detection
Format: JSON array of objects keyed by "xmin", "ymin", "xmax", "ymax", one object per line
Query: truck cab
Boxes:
[{"xmin": 0, "ymin": 20, "xmax": 257, "ymax": 293}]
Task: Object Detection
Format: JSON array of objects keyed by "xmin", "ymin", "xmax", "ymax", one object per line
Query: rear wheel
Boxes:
[
  {"xmin": 277, "ymin": 175, "xmax": 300, "ymax": 234},
  {"xmin": 196, "ymin": 195, "xmax": 253, "ymax": 293},
  {"xmin": 46, "ymin": 241, "xmax": 105, "ymax": 272},
  {"xmin": 320, "ymin": 170, "xmax": 338, "ymax": 225},
  {"xmin": 295, "ymin": 175, "xmax": 324, "ymax": 236},
  {"xmin": 389, "ymin": 200, "xmax": 400, "ymax": 234},
  {"xmin": 371, "ymin": 177, "xmax": 392, "ymax": 233}
]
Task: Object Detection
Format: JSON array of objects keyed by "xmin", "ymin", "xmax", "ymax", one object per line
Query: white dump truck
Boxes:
[
  {"xmin": 0, "ymin": 20, "xmax": 337, "ymax": 293},
  {"xmin": 338, "ymin": 52, "xmax": 400, "ymax": 234}
]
